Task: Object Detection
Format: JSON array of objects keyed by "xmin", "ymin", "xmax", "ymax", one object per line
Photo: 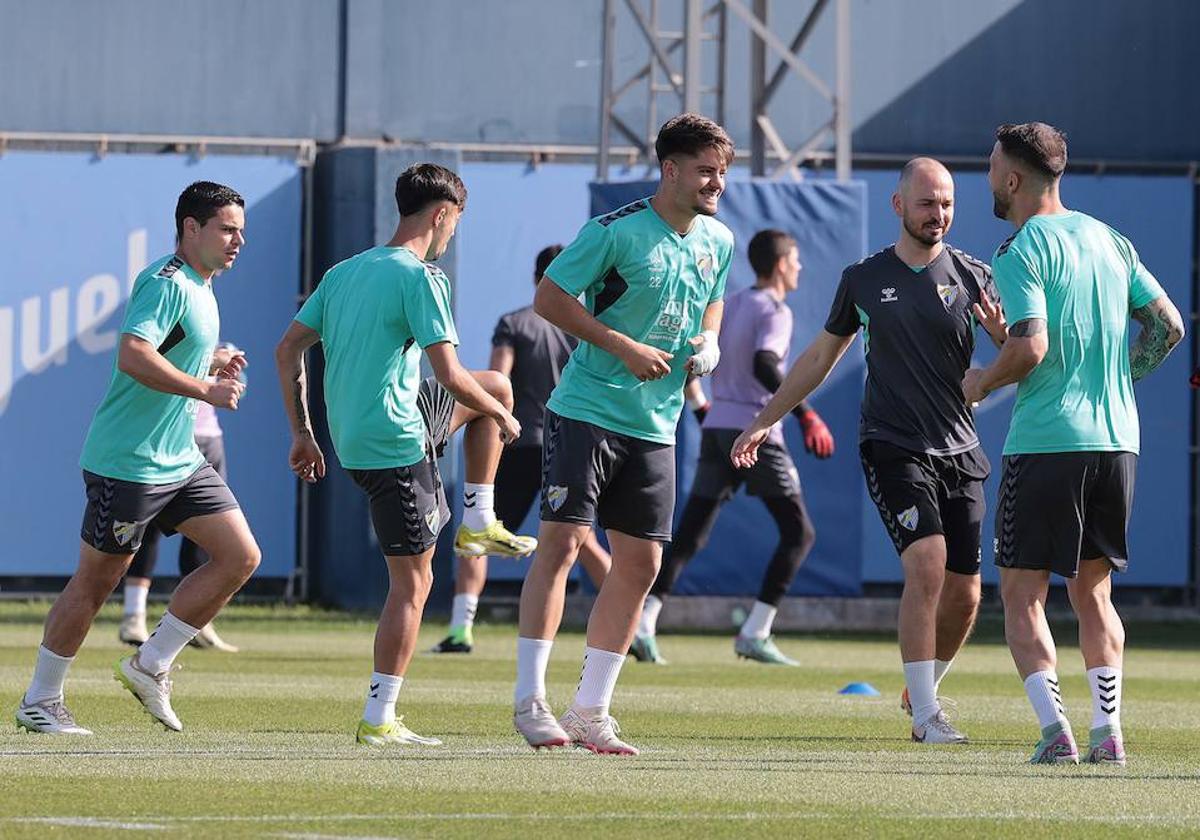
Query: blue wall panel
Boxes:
[{"xmin": 0, "ymin": 151, "xmax": 301, "ymax": 577}]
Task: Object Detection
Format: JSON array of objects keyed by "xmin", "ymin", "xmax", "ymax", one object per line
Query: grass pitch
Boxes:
[{"xmin": 0, "ymin": 603, "xmax": 1198, "ymax": 838}]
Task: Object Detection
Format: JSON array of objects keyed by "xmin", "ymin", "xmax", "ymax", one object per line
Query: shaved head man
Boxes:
[{"xmin": 733, "ymin": 157, "xmax": 1007, "ymax": 744}]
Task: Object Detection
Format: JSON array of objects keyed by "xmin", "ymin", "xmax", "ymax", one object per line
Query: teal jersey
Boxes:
[
  {"xmin": 296, "ymin": 246, "xmax": 458, "ymax": 470},
  {"xmin": 991, "ymin": 211, "xmax": 1165, "ymax": 455},
  {"xmin": 80, "ymin": 255, "xmax": 218, "ymax": 483},
  {"xmin": 545, "ymin": 198, "xmax": 733, "ymax": 443}
]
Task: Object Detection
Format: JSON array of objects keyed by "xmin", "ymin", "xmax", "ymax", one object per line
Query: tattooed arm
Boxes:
[
  {"xmin": 962, "ymin": 318, "xmax": 1048, "ymax": 404},
  {"xmin": 275, "ymin": 320, "xmax": 326, "ymax": 482},
  {"xmin": 1130, "ymin": 296, "xmax": 1185, "ymax": 381}
]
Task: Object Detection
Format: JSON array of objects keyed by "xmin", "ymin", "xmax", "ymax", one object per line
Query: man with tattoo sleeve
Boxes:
[{"xmin": 963, "ymin": 123, "xmax": 1184, "ymax": 766}]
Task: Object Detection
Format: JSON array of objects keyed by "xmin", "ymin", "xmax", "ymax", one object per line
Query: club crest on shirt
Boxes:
[
  {"xmin": 896, "ymin": 506, "xmax": 919, "ymax": 532},
  {"xmin": 546, "ymin": 485, "xmax": 568, "ymax": 512},
  {"xmin": 696, "ymin": 249, "xmax": 715, "ymax": 283},
  {"xmin": 937, "ymin": 283, "xmax": 959, "ymax": 308},
  {"xmin": 424, "ymin": 508, "xmax": 440, "ymax": 534},
  {"xmin": 112, "ymin": 521, "xmax": 139, "ymax": 547}
]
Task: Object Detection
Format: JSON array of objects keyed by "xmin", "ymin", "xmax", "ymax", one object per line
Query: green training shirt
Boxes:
[
  {"xmin": 545, "ymin": 198, "xmax": 733, "ymax": 443},
  {"xmin": 80, "ymin": 255, "xmax": 218, "ymax": 483},
  {"xmin": 296, "ymin": 246, "xmax": 458, "ymax": 470},
  {"xmin": 991, "ymin": 210, "xmax": 1164, "ymax": 455}
]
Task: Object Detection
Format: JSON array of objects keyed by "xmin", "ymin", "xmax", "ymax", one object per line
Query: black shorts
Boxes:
[
  {"xmin": 860, "ymin": 439, "xmax": 989, "ymax": 575},
  {"xmin": 350, "ymin": 456, "xmax": 450, "ymax": 557},
  {"xmin": 540, "ymin": 410, "xmax": 675, "ymax": 542},
  {"xmin": 691, "ymin": 428, "xmax": 799, "ymax": 500},
  {"xmin": 495, "ymin": 445, "xmax": 543, "ymax": 527},
  {"xmin": 80, "ymin": 463, "xmax": 239, "ymax": 555},
  {"xmin": 995, "ymin": 451, "xmax": 1136, "ymax": 578},
  {"xmin": 348, "ymin": 377, "xmax": 455, "ymax": 557}
]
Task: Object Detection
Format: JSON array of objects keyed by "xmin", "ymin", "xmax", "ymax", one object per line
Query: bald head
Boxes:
[
  {"xmin": 893, "ymin": 157, "xmax": 955, "ymax": 249},
  {"xmin": 898, "ymin": 157, "xmax": 953, "ymax": 196}
]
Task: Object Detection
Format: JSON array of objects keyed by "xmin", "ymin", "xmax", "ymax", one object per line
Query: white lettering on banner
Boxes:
[
  {"xmin": 77, "ymin": 275, "xmax": 122, "ymax": 354},
  {"xmin": 0, "ymin": 229, "xmax": 148, "ymax": 417},
  {"xmin": 21, "ymin": 288, "xmax": 70, "ymax": 373}
]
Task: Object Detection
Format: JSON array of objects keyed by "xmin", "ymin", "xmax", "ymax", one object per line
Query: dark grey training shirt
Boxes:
[
  {"xmin": 492, "ymin": 304, "xmax": 577, "ymax": 448},
  {"xmin": 824, "ymin": 245, "xmax": 996, "ymax": 456}
]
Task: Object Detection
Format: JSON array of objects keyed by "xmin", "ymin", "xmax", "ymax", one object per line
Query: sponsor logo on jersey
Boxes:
[
  {"xmin": 881, "ymin": 287, "xmax": 899, "ymax": 303},
  {"xmin": 546, "ymin": 485, "xmax": 568, "ymax": 512},
  {"xmin": 937, "ymin": 283, "xmax": 959, "ymax": 308},
  {"xmin": 896, "ymin": 505, "xmax": 919, "ymax": 531}
]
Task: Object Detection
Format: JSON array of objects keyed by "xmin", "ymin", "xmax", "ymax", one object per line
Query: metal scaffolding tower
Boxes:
[{"xmin": 596, "ymin": 0, "xmax": 850, "ymax": 182}]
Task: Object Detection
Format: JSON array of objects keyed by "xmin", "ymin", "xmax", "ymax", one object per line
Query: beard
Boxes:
[
  {"xmin": 992, "ymin": 190, "xmax": 1011, "ymax": 220},
  {"xmin": 903, "ymin": 215, "xmax": 944, "ymax": 247}
]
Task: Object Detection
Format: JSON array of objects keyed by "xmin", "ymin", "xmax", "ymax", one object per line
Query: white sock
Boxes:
[
  {"xmin": 25, "ymin": 645, "xmax": 73, "ymax": 705},
  {"xmin": 515, "ymin": 637, "xmax": 554, "ymax": 703},
  {"xmin": 1086, "ymin": 666, "xmax": 1122, "ymax": 730},
  {"xmin": 740, "ymin": 601, "xmax": 777, "ymax": 640},
  {"xmin": 362, "ymin": 671, "xmax": 404, "ymax": 726},
  {"xmin": 574, "ymin": 646, "xmax": 626, "ymax": 717},
  {"xmin": 462, "ymin": 482, "xmax": 496, "ymax": 531},
  {"xmin": 933, "ymin": 658, "xmax": 953, "ymax": 691},
  {"xmin": 639, "ymin": 595, "xmax": 663, "ymax": 638},
  {"xmin": 137, "ymin": 611, "xmax": 200, "ymax": 675},
  {"xmin": 124, "ymin": 583, "xmax": 149, "ymax": 617},
  {"xmin": 1024, "ymin": 669, "xmax": 1069, "ymax": 732},
  {"xmin": 903, "ymin": 660, "xmax": 939, "ymax": 725},
  {"xmin": 451, "ymin": 593, "xmax": 479, "ymax": 632}
]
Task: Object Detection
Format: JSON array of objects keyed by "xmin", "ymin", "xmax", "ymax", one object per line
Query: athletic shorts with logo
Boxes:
[
  {"xmin": 691, "ymin": 427, "xmax": 800, "ymax": 500},
  {"xmin": 995, "ymin": 451, "xmax": 1135, "ymax": 578},
  {"xmin": 860, "ymin": 439, "xmax": 989, "ymax": 574},
  {"xmin": 349, "ymin": 377, "xmax": 455, "ymax": 556},
  {"xmin": 81, "ymin": 463, "xmax": 239, "ymax": 555},
  {"xmin": 540, "ymin": 409, "xmax": 675, "ymax": 542}
]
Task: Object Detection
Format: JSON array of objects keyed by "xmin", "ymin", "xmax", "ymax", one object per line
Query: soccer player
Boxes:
[
  {"xmin": 733, "ymin": 158, "xmax": 1006, "ymax": 744},
  {"xmin": 963, "ymin": 123, "xmax": 1184, "ymax": 765},
  {"xmin": 275, "ymin": 163, "xmax": 534, "ymax": 747},
  {"xmin": 120, "ymin": 341, "xmax": 244, "ymax": 653},
  {"xmin": 432, "ymin": 245, "xmax": 611, "ymax": 654},
  {"xmin": 513, "ymin": 113, "xmax": 735, "ymax": 754},
  {"xmin": 631, "ymin": 229, "xmax": 832, "ymax": 666},
  {"xmin": 16, "ymin": 181, "xmax": 259, "ymax": 735}
]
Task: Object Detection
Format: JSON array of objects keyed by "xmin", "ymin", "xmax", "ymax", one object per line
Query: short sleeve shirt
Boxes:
[
  {"xmin": 825, "ymin": 245, "xmax": 996, "ymax": 456},
  {"xmin": 80, "ymin": 255, "xmax": 218, "ymax": 483},
  {"xmin": 545, "ymin": 198, "xmax": 734, "ymax": 443},
  {"xmin": 704, "ymin": 286, "xmax": 793, "ymax": 446},
  {"xmin": 296, "ymin": 246, "xmax": 459, "ymax": 469},
  {"xmin": 492, "ymin": 304, "xmax": 576, "ymax": 447},
  {"xmin": 990, "ymin": 211, "xmax": 1164, "ymax": 455}
]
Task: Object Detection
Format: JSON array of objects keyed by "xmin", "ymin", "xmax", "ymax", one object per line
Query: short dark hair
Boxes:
[
  {"xmin": 747, "ymin": 229, "xmax": 796, "ymax": 278},
  {"xmin": 996, "ymin": 122, "xmax": 1068, "ymax": 180},
  {"xmin": 534, "ymin": 244, "xmax": 563, "ymax": 280},
  {"xmin": 394, "ymin": 163, "xmax": 467, "ymax": 217},
  {"xmin": 175, "ymin": 181, "xmax": 244, "ymax": 240},
  {"xmin": 655, "ymin": 113, "xmax": 735, "ymax": 166}
]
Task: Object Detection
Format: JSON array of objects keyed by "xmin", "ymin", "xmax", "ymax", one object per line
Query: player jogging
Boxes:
[
  {"xmin": 632, "ymin": 229, "xmax": 832, "ymax": 666},
  {"xmin": 733, "ymin": 159, "xmax": 1006, "ymax": 745},
  {"xmin": 432, "ymin": 245, "xmax": 611, "ymax": 654},
  {"xmin": 513, "ymin": 113, "xmax": 735, "ymax": 754},
  {"xmin": 275, "ymin": 163, "xmax": 534, "ymax": 747},
  {"xmin": 16, "ymin": 181, "xmax": 258, "ymax": 735},
  {"xmin": 963, "ymin": 123, "xmax": 1183, "ymax": 765}
]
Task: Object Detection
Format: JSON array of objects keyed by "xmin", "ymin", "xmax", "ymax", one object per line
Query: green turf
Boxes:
[{"xmin": 1, "ymin": 603, "xmax": 1198, "ymax": 838}]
